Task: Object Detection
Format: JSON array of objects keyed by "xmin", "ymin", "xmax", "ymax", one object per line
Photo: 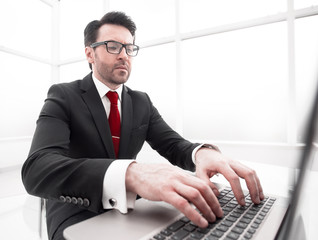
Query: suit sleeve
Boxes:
[{"xmin": 21, "ymin": 84, "xmax": 113, "ymax": 213}]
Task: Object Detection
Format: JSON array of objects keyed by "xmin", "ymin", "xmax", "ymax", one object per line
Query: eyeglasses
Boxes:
[{"xmin": 90, "ymin": 40, "xmax": 139, "ymax": 57}]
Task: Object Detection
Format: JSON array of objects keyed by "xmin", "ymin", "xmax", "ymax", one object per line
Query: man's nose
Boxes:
[{"xmin": 117, "ymin": 47, "xmax": 129, "ymax": 60}]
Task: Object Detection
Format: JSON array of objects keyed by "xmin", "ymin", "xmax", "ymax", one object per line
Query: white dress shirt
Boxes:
[{"xmin": 92, "ymin": 75, "xmax": 136, "ymax": 213}]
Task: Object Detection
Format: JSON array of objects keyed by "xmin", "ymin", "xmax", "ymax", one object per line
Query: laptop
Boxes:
[{"xmin": 63, "ymin": 81, "xmax": 318, "ymax": 240}]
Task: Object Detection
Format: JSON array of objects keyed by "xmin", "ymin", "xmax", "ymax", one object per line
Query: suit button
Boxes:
[
  {"xmin": 65, "ymin": 196, "xmax": 72, "ymax": 203},
  {"xmin": 77, "ymin": 198, "xmax": 84, "ymax": 206},
  {"xmin": 71, "ymin": 197, "xmax": 78, "ymax": 205},
  {"xmin": 83, "ymin": 198, "xmax": 90, "ymax": 207},
  {"xmin": 59, "ymin": 196, "xmax": 66, "ymax": 203}
]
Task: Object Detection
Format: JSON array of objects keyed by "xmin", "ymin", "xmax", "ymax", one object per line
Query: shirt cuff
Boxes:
[
  {"xmin": 192, "ymin": 143, "xmax": 221, "ymax": 164},
  {"xmin": 102, "ymin": 160, "xmax": 137, "ymax": 214}
]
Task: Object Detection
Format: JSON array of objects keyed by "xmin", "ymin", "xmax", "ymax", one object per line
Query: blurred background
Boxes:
[{"xmin": 0, "ymin": 0, "xmax": 318, "ymax": 239}]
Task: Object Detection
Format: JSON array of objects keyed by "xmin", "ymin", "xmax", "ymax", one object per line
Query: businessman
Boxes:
[{"xmin": 22, "ymin": 11, "xmax": 264, "ymax": 240}]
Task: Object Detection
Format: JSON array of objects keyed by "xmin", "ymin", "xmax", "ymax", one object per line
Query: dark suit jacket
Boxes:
[{"xmin": 21, "ymin": 73, "xmax": 199, "ymax": 239}]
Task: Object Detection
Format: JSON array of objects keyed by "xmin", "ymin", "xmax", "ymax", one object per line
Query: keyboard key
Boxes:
[
  {"xmin": 248, "ymin": 228, "xmax": 256, "ymax": 234},
  {"xmin": 227, "ymin": 203, "xmax": 237, "ymax": 208},
  {"xmin": 259, "ymin": 212, "xmax": 267, "ymax": 217},
  {"xmin": 180, "ymin": 217, "xmax": 191, "ymax": 223},
  {"xmin": 153, "ymin": 233, "xmax": 166, "ymax": 240},
  {"xmin": 210, "ymin": 230, "xmax": 224, "ymax": 238},
  {"xmin": 190, "ymin": 231, "xmax": 205, "ymax": 239},
  {"xmin": 233, "ymin": 209, "xmax": 245, "ymax": 214},
  {"xmin": 236, "ymin": 222, "xmax": 248, "ymax": 229},
  {"xmin": 172, "ymin": 229, "xmax": 189, "ymax": 240},
  {"xmin": 261, "ymin": 208, "xmax": 269, "ymax": 213},
  {"xmin": 247, "ymin": 210, "xmax": 258, "ymax": 215},
  {"xmin": 244, "ymin": 232, "xmax": 253, "ymax": 239},
  {"xmin": 254, "ymin": 218, "xmax": 262, "ymax": 224},
  {"xmin": 168, "ymin": 221, "xmax": 185, "ymax": 232},
  {"xmin": 230, "ymin": 212, "xmax": 241, "ymax": 218},
  {"xmin": 240, "ymin": 217, "xmax": 251, "ymax": 224},
  {"xmin": 223, "ymin": 210, "xmax": 230, "ymax": 216},
  {"xmin": 204, "ymin": 236, "xmax": 219, "ymax": 240},
  {"xmin": 245, "ymin": 213, "xmax": 255, "ymax": 219},
  {"xmin": 197, "ymin": 228, "xmax": 210, "ymax": 234},
  {"xmin": 216, "ymin": 224, "xmax": 229, "ymax": 232},
  {"xmin": 231, "ymin": 227, "xmax": 244, "ymax": 234},
  {"xmin": 208, "ymin": 223, "xmax": 217, "ymax": 229},
  {"xmin": 226, "ymin": 231, "xmax": 240, "ymax": 239},
  {"xmin": 222, "ymin": 220, "xmax": 233, "ymax": 227},
  {"xmin": 226, "ymin": 216, "xmax": 237, "ymax": 222},
  {"xmin": 183, "ymin": 224, "xmax": 196, "ymax": 232},
  {"xmin": 237, "ymin": 205, "xmax": 248, "ymax": 211},
  {"xmin": 251, "ymin": 223, "xmax": 259, "ymax": 229},
  {"xmin": 161, "ymin": 229, "xmax": 172, "ymax": 236}
]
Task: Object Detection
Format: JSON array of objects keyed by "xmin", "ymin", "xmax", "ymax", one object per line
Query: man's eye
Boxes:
[{"xmin": 108, "ymin": 46, "xmax": 118, "ymax": 51}]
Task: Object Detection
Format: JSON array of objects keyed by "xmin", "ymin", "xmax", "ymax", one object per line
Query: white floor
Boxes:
[{"xmin": 0, "ymin": 167, "xmax": 44, "ymax": 240}]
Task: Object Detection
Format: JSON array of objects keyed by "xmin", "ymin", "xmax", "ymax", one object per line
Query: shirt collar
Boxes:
[{"xmin": 92, "ymin": 73, "xmax": 123, "ymax": 101}]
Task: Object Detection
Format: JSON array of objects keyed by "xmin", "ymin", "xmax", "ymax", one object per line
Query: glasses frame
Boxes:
[{"xmin": 90, "ymin": 40, "xmax": 139, "ymax": 57}]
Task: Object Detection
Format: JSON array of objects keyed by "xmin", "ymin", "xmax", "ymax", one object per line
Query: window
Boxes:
[
  {"xmin": 182, "ymin": 22, "xmax": 288, "ymax": 142},
  {"xmin": 1, "ymin": 0, "xmax": 318, "ymax": 168},
  {"xmin": 295, "ymin": 15, "xmax": 318, "ymax": 142}
]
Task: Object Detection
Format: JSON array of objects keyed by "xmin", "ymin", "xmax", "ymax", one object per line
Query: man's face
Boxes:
[{"xmin": 86, "ymin": 24, "xmax": 134, "ymax": 89}]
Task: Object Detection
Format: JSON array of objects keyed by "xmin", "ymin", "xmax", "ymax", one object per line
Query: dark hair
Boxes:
[
  {"xmin": 84, "ymin": 11, "xmax": 136, "ymax": 47},
  {"xmin": 84, "ymin": 11, "xmax": 136, "ymax": 70}
]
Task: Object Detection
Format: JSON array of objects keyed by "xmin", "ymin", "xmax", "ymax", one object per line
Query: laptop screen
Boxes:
[{"xmin": 275, "ymin": 79, "xmax": 318, "ymax": 240}]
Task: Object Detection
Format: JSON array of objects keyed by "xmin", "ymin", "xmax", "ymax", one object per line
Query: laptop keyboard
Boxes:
[{"xmin": 150, "ymin": 188, "xmax": 276, "ymax": 240}]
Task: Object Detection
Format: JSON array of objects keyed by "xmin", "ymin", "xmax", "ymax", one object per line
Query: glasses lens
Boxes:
[
  {"xmin": 105, "ymin": 41, "xmax": 139, "ymax": 56},
  {"xmin": 106, "ymin": 42, "xmax": 122, "ymax": 54},
  {"xmin": 125, "ymin": 44, "xmax": 139, "ymax": 56}
]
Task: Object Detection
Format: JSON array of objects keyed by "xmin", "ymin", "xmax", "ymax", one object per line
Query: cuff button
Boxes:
[{"xmin": 109, "ymin": 198, "xmax": 117, "ymax": 207}]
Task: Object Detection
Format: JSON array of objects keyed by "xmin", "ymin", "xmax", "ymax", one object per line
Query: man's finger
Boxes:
[
  {"xmin": 230, "ymin": 161, "xmax": 264, "ymax": 204},
  {"xmin": 164, "ymin": 192, "xmax": 209, "ymax": 228},
  {"xmin": 195, "ymin": 168, "xmax": 220, "ymax": 196},
  {"xmin": 218, "ymin": 163, "xmax": 246, "ymax": 205}
]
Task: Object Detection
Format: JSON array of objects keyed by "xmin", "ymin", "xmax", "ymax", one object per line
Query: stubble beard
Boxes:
[{"xmin": 97, "ymin": 64, "xmax": 130, "ymax": 88}]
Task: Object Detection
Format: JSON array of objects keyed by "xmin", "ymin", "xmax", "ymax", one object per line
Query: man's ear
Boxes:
[{"xmin": 85, "ymin": 47, "xmax": 94, "ymax": 64}]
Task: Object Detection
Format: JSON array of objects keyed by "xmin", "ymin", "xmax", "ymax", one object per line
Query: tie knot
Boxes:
[{"xmin": 106, "ymin": 91, "xmax": 118, "ymax": 105}]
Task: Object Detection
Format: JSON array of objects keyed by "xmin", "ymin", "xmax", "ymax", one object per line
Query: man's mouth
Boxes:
[{"xmin": 116, "ymin": 66, "xmax": 128, "ymax": 71}]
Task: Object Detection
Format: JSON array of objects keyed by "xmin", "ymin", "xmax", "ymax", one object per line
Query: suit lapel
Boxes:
[
  {"xmin": 118, "ymin": 85, "xmax": 133, "ymax": 158},
  {"xmin": 80, "ymin": 73, "xmax": 116, "ymax": 158}
]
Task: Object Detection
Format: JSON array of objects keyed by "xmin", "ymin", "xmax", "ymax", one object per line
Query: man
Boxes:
[{"xmin": 22, "ymin": 11, "xmax": 264, "ymax": 240}]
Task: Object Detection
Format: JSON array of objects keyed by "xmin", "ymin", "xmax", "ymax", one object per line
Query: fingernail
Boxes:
[
  {"xmin": 209, "ymin": 212, "xmax": 216, "ymax": 222},
  {"xmin": 212, "ymin": 188, "xmax": 219, "ymax": 196},
  {"xmin": 219, "ymin": 207, "xmax": 224, "ymax": 217},
  {"xmin": 240, "ymin": 197, "xmax": 246, "ymax": 205},
  {"xmin": 200, "ymin": 217, "xmax": 208, "ymax": 227},
  {"xmin": 254, "ymin": 194, "xmax": 261, "ymax": 204},
  {"xmin": 260, "ymin": 191, "xmax": 265, "ymax": 200}
]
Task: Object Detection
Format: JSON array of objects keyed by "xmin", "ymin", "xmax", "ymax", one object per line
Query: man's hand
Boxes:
[
  {"xmin": 195, "ymin": 147, "xmax": 264, "ymax": 206},
  {"xmin": 125, "ymin": 162, "xmax": 223, "ymax": 228}
]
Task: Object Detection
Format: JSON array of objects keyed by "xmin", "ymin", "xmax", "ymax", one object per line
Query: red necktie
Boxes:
[{"xmin": 106, "ymin": 91, "xmax": 121, "ymax": 158}]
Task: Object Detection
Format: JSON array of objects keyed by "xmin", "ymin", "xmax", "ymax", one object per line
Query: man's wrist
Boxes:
[
  {"xmin": 193, "ymin": 144, "xmax": 221, "ymax": 165},
  {"xmin": 201, "ymin": 144, "xmax": 220, "ymax": 152}
]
